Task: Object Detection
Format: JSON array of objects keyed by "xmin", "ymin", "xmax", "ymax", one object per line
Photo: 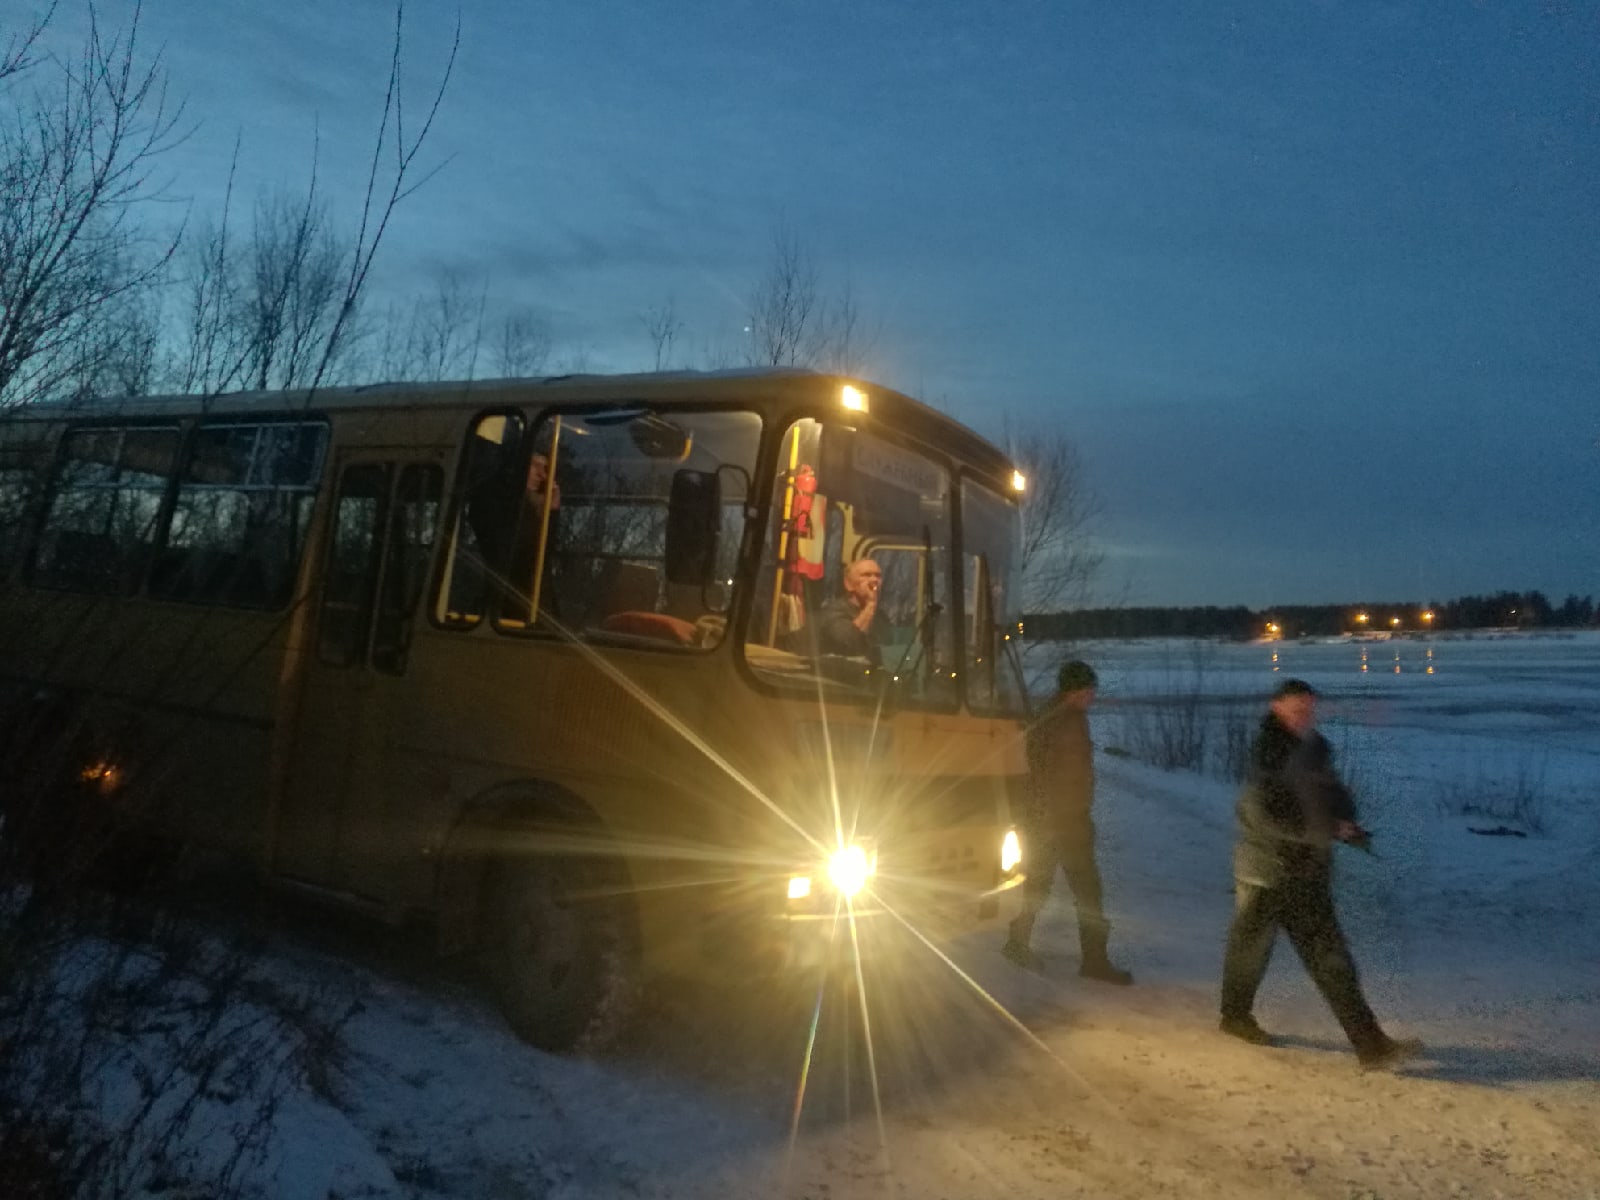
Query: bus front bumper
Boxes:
[{"xmin": 770, "ymin": 869, "xmax": 1027, "ymax": 972}]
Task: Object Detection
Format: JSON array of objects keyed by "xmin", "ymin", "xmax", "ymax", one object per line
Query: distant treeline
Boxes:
[{"xmin": 1028, "ymin": 590, "xmax": 1598, "ymax": 641}]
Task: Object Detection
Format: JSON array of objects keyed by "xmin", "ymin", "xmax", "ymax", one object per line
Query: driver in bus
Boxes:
[{"xmin": 818, "ymin": 557, "xmax": 884, "ymax": 666}]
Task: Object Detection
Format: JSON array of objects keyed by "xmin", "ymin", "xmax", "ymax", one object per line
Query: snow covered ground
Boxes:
[{"xmin": 11, "ymin": 631, "xmax": 1600, "ymax": 1197}]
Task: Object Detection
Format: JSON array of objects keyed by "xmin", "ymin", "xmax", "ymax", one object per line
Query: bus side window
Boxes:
[
  {"xmin": 371, "ymin": 465, "xmax": 443, "ymax": 675},
  {"xmin": 437, "ymin": 412, "xmax": 526, "ymax": 627},
  {"xmin": 152, "ymin": 420, "xmax": 327, "ymax": 609},
  {"xmin": 32, "ymin": 425, "xmax": 179, "ymax": 596},
  {"xmin": 0, "ymin": 429, "xmax": 52, "ymax": 582},
  {"xmin": 319, "ymin": 464, "xmax": 391, "ymax": 668}
]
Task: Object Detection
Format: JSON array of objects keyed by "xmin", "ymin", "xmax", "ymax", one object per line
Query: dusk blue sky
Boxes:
[{"xmin": 29, "ymin": 1, "xmax": 1599, "ymax": 608}]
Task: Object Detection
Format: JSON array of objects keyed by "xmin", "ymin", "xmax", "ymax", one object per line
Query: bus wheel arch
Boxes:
[
  {"xmin": 0, "ymin": 689, "xmax": 167, "ymax": 893},
  {"xmin": 438, "ymin": 780, "xmax": 641, "ymax": 1053}
]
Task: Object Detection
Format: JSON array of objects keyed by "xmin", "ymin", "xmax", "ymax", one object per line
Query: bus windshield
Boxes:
[
  {"xmin": 743, "ymin": 418, "xmax": 957, "ymax": 709},
  {"xmin": 961, "ymin": 476, "xmax": 1028, "ymax": 717}
]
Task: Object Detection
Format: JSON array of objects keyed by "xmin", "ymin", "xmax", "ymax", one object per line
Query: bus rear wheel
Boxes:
[{"xmin": 484, "ymin": 851, "xmax": 637, "ymax": 1053}]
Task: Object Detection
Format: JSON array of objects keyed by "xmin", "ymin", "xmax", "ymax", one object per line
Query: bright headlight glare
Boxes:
[
  {"xmin": 1001, "ymin": 829, "xmax": 1023, "ymax": 873},
  {"xmin": 827, "ymin": 845, "xmax": 875, "ymax": 897},
  {"xmin": 787, "ymin": 875, "xmax": 812, "ymax": 900}
]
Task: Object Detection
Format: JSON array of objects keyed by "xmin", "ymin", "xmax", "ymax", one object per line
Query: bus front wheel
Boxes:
[{"xmin": 484, "ymin": 851, "xmax": 637, "ymax": 1053}]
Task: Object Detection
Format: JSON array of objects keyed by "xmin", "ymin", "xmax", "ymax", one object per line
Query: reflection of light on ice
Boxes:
[
  {"xmin": 1394, "ymin": 649, "xmax": 1402, "ymax": 674},
  {"xmin": 1360, "ymin": 649, "xmax": 1369, "ymax": 673},
  {"xmin": 1426, "ymin": 646, "xmax": 1435, "ymax": 675},
  {"xmin": 1271, "ymin": 651, "xmax": 1279, "ymax": 672}
]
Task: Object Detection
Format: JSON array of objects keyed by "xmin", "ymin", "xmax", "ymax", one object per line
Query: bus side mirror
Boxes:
[{"xmin": 664, "ymin": 468, "xmax": 720, "ymax": 586}]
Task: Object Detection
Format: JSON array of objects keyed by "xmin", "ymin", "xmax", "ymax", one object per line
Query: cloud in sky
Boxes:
[{"xmin": 27, "ymin": 0, "xmax": 1600, "ymax": 605}]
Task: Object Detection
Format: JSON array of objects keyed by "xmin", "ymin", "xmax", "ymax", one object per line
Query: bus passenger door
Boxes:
[{"xmin": 276, "ymin": 451, "xmax": 445, "ymax": 895}]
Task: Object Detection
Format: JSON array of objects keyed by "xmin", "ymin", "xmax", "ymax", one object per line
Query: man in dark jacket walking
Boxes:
[
  {"xmin": 1219, "ymin": 679, "xmax": 1421, "ymax": 1069},
  {"xmin": 1002, "ymin": 660, "xmax": 1132, "ymax": 985}
]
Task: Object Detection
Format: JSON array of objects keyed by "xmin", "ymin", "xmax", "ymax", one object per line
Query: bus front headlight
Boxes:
[
  {"xmin": 1000, "ymin": 828, "xmax": 1022, "ymax": 873},
  {"xmin": 827, "ymin": 844, "xmax": 875, "ymax": 897}
]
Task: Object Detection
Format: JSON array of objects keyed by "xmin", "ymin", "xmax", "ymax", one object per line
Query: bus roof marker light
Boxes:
[
  {"xmin": 1010, "ymin": 469, "xmax": 1027, "ymax": 493},
  {"xmin": 840, "ymin": 385, "xmax": 869, "ymax": 413}
]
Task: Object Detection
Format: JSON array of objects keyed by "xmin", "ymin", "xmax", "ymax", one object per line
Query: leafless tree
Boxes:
[
  {"xmin": 168, "ymin": 154, "xmax": 354, "ymax": 395},
  {"xmin": 60, "ymin": 282, "xmax": 162, "ymax": 400},
  {"xmin": 365, "ymin": 266, "xmax": 498, "ymax": 381},
  {"xmin": 747, "ymin": 225, "xmax": 822, "ymax": 368},
  {"xmin": 554, "ymin": 344, "xmax": 596, "ymax": 374},
  {"xmin": 744, "ymin": 226, "xmax": 878, "ymax": 375},
  {"xmin": 239, "ymin": 183, "xmax": 347, "ymax": 390},
  {"xmin": 302, "ymin": 5, "xmax": 460, "ymax": 395},
  {"xmin": 167, "ymin": 7, "xmax": 457, "ymax": 399},
  {"xmin": 0, "ymin": 1, "xmax": 187, "ymax": 407},
  {"xmin": 492, "ymin": 304, "xmax": 553, "ymax": 377},
  {"xmin": 171, "ymin": 157, "xmax": 240, "ymax": 394},
  {"xmin": 364, "ymin": 297, "xmax": 411, "ymax": 381},
  {"xmin": 408, "ymin": 266, "xmax": 486, "ymax": 380},
  {"xmin": 817, "ymin": 274, "xmax": 878, "ymax": 376},
  {"xmin": 1008, "ymin": 422, "xmax": 1105, "ymax": 620},
  {"xmin": 2, "ymin": 3, "xmax": 55, "ymax": 82},
  {"xmin": 641, "ymin": 297, "xmax": 681, "ymax": 371}
]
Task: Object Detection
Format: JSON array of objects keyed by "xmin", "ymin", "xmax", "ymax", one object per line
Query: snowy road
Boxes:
[{"xmin": 252, "ymin": 750, "xmax": 1599, "ymax": 1199}]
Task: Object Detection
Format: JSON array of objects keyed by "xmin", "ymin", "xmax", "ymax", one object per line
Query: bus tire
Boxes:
[{"xmin": 483, "ymin": 849, "xmax": 638, "ymax": 1053}]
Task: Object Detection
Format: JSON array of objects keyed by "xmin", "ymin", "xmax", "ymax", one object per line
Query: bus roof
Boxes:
[{"xmin": 3, "ymin": 368, "xmax": 1017, "ymax": 481}]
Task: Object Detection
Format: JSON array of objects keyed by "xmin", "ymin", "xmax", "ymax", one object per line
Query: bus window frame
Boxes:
[
  {"xmin": 955, "ymin": 468, "xmax": 1028, "ymax": 719},
  {"xmin": 317, "ymin": 460, "xmax": 394, "ymax": 669},
  {"xmin": 734, "ymin": 408, "xmax": 967, "ymax": 714},
  {"xmin": 150, "ymin": 414, "xmax": 331, "ymax": 611},
  {"xmin": 430, "ymin": 402, "xmax": 764, "ymax": 654},
  {"xmin": 27, "ymin": 417, "xmax": 185, "ymax": 598},
  {"xmin": 0, "ymin": 418, "xmax": 61, "ymax": 586},
  {"xmin": 430, "ymin": 406, "xmax": 530, "ymax": 634}
]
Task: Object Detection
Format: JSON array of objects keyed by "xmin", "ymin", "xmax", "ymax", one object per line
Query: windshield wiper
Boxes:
[{"xmin": 1000, "ymin": 619, "xmax": 1035, "ymax": 719}]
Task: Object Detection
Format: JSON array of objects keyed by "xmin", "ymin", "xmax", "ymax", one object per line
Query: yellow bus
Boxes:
[{"xmin": 0, "ymin": 370, "xmax": 1031, "ymax": 1049}]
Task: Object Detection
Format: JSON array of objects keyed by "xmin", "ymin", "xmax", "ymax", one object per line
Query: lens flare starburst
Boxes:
[{"xmin": 488, "ymin": 567, "xmax": 1103, "ymax": 1185}]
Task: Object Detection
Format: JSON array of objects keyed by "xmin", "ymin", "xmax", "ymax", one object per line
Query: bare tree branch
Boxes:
[
  {"xmin": 244, "ymin": 178, "xmax": 346, "ymax": 390},
  {"xmin": 493, "ymin": 305, "xmax": 552, "ymax": 377},
  {"xmin": 171, "ymin": 139, "xmax": 245, "ymax": 395},
  {"xmin": 306, "ymin": 3, "xmax": 460, "ymax": 395},
  {"xmin": 1, "ymin": 1, "xmax": 56, "ymax": 82},
  {"xmin": 0, "ymin": 0, "xmax": 187, "ymax": 406},
  {"xmin": 817, "ymin": 273, "xmax": 879, "ymax": 376},
  {"xmin": 744, "ymin": 226, "xmax": 877, "ymax": 375},
  {"xmin": 641, "ymin": 297, "xmax": 681, "ymax": 371},
  {"xmin": 747, "ymin": 224, "xmax": 821, "ymax": 368},
  {"xmin": 1005, "ymin": 420, "xmax": 1105, "ymax": 621}
]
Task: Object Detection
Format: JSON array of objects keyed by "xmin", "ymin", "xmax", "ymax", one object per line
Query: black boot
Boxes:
[
  {"xmin": 1079, "ymin": 953, "xmax": 1133, "ymax": 985},
  {"xmin": 1356, "ymin": 1033, "xmax": 1424, "ymax": 1071},
  {"xmin": 1078, "ymin": 923, "xmax": 1133, "ymax": 985},
  {"xmin": 1219, "ymin": 1014, "xmax": 1277, "ymax": 1045},
  {"xmin": 1001, "ymin": 938, "xmax": 1042, "ymax": 969},
  {"xmin": 1003, "ymin": 913, "xmax": 1042, "ymax": 968}
]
